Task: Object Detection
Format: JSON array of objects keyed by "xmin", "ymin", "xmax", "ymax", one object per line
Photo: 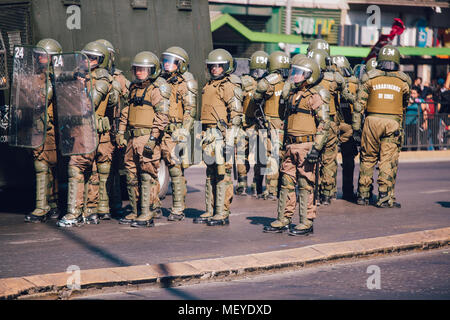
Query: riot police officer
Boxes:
[
  {"xmin": 237, "ymin": 50, "xmax": 269, "ymax": 198},
  {"xmin": 352, "ymin": 45, "xmax": 411, "ymax": 208},
  {"xmin": 24, "ymin": 39, "xmax": 62, "ymax": 223},
  {"xmin": 95, "ymin": 39, "xmax": 131, "ymax": 218},
  {"xmin": 263, "ymin": 57, "xmax": 330, "ymax": 235},
  {"xmin": 57, "ymin": 41, "xmax": 119, "ymax": 227},
  {"xmin": 158, "ymin": 46, "xmax": 198, "ymax": 221},
  {"xmin": 116, "ymin": 51, "xmax": 172, "ymax": 227},
  {"xmin": 307, "ymin": 45, "xmax": 355, "ymax": 205},
  {"xmin": 253, "ymin": 51, "xmax": 290, "ymax": 201},
  {"xmin": 194, "ymin": 49, "xmax": 243, "ymax": 226}
]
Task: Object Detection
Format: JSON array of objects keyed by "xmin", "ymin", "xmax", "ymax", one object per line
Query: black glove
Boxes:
[
  {"xmin": 305, "ymin": 147, "xmax": 320, "ymax": 164},
  {"xmin": 352, "ymin": 130, "xmax": 362, "ymax": 145}
]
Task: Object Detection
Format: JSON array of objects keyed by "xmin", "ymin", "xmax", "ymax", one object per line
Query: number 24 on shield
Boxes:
[
  {"xmin": 53, "ymin": 55, "xmax": 64, "ymax": 67},
  {"xmin": 14, "ymin": 47, "xmax": 24, "ymax": 59}
]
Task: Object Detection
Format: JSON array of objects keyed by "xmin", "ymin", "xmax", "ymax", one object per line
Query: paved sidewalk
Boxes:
[{"xmin": 1, "ymin": 227, "xmax": 448, "ymax": 300}]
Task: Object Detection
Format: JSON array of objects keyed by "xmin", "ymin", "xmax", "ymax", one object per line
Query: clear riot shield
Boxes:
[
  {"xmin": 53, "ymin": 52, "xmax": 98, "ymax": 156},
  {"xmin": 8, "ymin": 45, "xmax": 50, "ymax": 148}
]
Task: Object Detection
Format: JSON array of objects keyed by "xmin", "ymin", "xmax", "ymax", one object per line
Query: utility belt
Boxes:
[
  {"xmin": 165, "ymin": 121, "xmax": 183, "ymax": 134},
  {"xmin": 127, "ymin": 127, "xmax": 152, "ymax": 137},
  {"xmin": 285, "ymin": 134, "xmax": 315, "ymax": 145}
]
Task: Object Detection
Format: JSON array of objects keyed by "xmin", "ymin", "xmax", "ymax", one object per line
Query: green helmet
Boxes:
[
  {"xmin": 81, "ymin": 41, "xmax": 110, "ymax": 70},
  {"xmin": 268, "ymin": 51, "xmax": 290, "ymax": 78},
  {"xmin": 249, "ymin": 50, "xmax": 268, "ymax": 79},
  {"xmin": 96, "ymin": 39, "xmax": 115, "ymax": 60},
  {"xmin": 332, "ymin": 55, "xmax": 352, "ymax": 77},
  {"xmin": 205, "ymin": 48, "xmax": 234, "ymax": 80},
  {"xmin": 132, "ymin": 51, "xmax": 161, "ymax": 82},
  {"xmin": 291, "ymin": 54, "xmax": 306, "ymax": 65},
  {"xmin": 306, "ymin": 49, "xmax": 330, "ymax": 72},
  {"xmin": 35, "ymin": 38, "xmax": 62, "ymax": 55},
  {"xmin": 366, "ymin": 57, "xmax": 378, "ymax": 72},
  {"xmin": 289, "ymin": 57, "xmax": 321, "ymax": 87},
  {"xmin": 162, "ymin": 46, "xmax": 189, "ymax": 75},
  {"xmin": 307, "ymin": 39, "xmax": 330, "ymax": 56},
  {"xmin": 377, "ymin": 45, "xmax": 400, "ymax": 71}
]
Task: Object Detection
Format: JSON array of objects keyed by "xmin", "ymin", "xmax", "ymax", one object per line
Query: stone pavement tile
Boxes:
[
  {"xmin": 249, "ymin": 250, "xmax": 300, "ymax": 267},
  {"xmin": 0, "ymin": 278, "xmax": 35, "ymax": 299},
  {"xmin": 109, "ymin": 265, "xmax": 162, "ymax": 282},
  {"xmin": 310, "ymin": 241, "xmax": 367, "ymax": 259},
  {"xmin": 23, "ymin": 273, "xmax": 68, "ymax": 288},
  {"xmin": 218, "ymin": 255, "xmax": 264, "ymax": 271},
  {"xmin": 79, "ymin": 268, "xmax": 126, "ymax": 287},
  {"xmin": 185, "ymin": 258, "xmax": 231, "ymax": 273}
]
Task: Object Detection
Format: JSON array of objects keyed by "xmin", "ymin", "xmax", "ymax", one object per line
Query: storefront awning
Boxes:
[{"xmin": 211, "ymin": 13, "xmax": 303, "ymax": 44}]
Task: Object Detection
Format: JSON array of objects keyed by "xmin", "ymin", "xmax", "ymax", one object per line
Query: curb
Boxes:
[{"xmin": 1, "ymin": 227, "xmax": 449, "ymax": 300}]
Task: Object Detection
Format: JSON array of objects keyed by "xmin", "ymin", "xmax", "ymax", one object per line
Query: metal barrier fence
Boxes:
[{"xmin": 403, "ymin": 112, "xmax": 450, "ymax": 150}]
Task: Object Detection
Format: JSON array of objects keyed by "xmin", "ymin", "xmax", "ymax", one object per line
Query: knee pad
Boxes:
[
  {"xmin": 169, "ymin": 165, "xmax": 182, "ymax": 178},
  {"xmin": 34, "ymin": 161, "xmax": 48, "ymax": 174}
]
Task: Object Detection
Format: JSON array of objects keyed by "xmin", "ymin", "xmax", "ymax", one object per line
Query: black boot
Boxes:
[
  {"xmin": 320, "ymin": 195, "xmax": 331, "ymax": 206},
  {"xmin": 289, "ymin": 225, "xmax": 314, "ymax": 236},
  {"xmin": 357, "ymin": 197, "xmax": 369, "ymax": 206},
  {"xmin": 263, "ymin": 225, "xmax": 289, "ymax": 233}
]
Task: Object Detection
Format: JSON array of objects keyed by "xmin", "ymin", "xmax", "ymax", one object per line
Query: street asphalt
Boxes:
[{"xmin": 0, "ymin": 153, "xmax": 449, "ymax": 299}]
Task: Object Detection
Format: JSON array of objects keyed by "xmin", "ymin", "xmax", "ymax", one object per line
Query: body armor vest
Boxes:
[
  {"xmin": 264, "ymin": 81, "xmax": 284, "ymax": 118},
  {"xmin": 287, "ymin": 89, "xmax": 317, "ymax": 136},
  {"xmin": 127, "ymin": 83, "xmax": 156, "ymax": 128},
  {"xmin": 366, "ymin": 75, "xmax": 405, "ymax": 115},
  {"xmin": 201, "ymin": 78, "xmax": 229, "ymax": 125}
]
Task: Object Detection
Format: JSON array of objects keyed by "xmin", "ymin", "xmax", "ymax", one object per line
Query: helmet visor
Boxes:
[
  {"xmin": 206, "ymin": 62, "xmax": 229, "ymax": 79},
  {"xmin": 162, "ymin": 53, "xmax": 182, "ymax": 73},
  {"xmin": 288, "ymin": 65, "xmax": 312, "ymax": 85},
  {"xmin": 33, "ymin": 49, "xmax": 50, "ymax": 65},
  {"xmin": 82, "ymin": 51, "xmax": 105, "ymax": 69},
  {"xmin": 250, "ymin": 68, "xmax": 267, "ymax": 80},
  {"xmin": 132, "ymin": 65, "xmax": 155, "ymax": 81},
  {"xmin": 378, "ymin": 60, "xmax": 399, "ymax": 71}
]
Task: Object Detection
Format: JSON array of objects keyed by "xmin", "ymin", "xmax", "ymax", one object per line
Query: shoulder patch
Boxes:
[
  {"xmin": 228, "ymin": 74, "xmax": 242, "ymax": 85},
  {"xmin": 265, "ymin": 73, "xmax": 282, "ymax": 85}
]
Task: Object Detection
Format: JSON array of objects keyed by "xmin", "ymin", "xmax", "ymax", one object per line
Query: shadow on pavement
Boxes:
[
  {"xmin": 437, "ymin": 202, "xmax": 450, "ymax": 208},
  {"xmin": 43, "ymin": 222, "xmax": 132, "ymax": 268},
  {"xmin": 246, "ymin": 216, "xmax": 276, "ymax": 227}
]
